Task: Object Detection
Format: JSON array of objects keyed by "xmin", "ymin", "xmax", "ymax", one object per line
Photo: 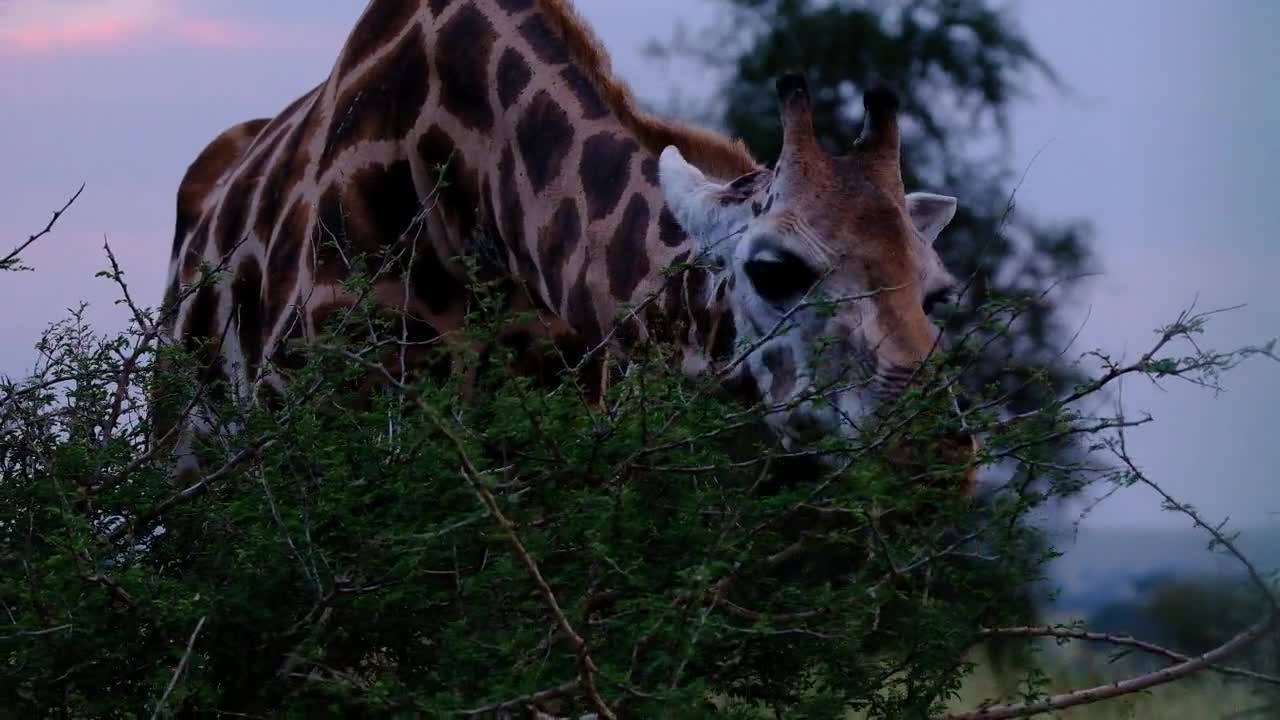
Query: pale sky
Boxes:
[{"xmin": 0, "ymin": 1, "xmax": 1275, "ymax": 534}]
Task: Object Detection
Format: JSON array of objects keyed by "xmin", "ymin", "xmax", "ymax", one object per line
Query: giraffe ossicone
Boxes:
[{"xmin": 157, "ymin": 0, "xmax": 975, "ymax": 487}]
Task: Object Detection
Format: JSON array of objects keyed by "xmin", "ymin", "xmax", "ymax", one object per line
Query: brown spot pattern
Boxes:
[
  {"xmin": 496, "ymin": 48, "xmax": 532, "ymax": 110},
  {"xmin": 561, "ymin": 65, "xmax": 607, "ymax": 119},
  {"xmin": 566, "ymin": 264, "xmax": 602, "ymax": 344},
  {"xmin": 409, "ymin": 243, "xmax": 465, "ymax": 315},
  {"xmin": 640, "ymin": 156, "xmax": 659, "ymax": 186},
  {"xmin": 253, "ymin": 96, "xmax": 320, "ymax": 243},
  {"xmin": 579, "ymin": 131, "xmax": 638, "ymax": 221},
  {"xmin": 340, "ymin": 0, "xmax": 421, "ymax": 76},
  {"xmin": 172, "ymin": 119, "xmax": 269, "ymax": 260},
  {"xmin": 349, "ymin": 159, "xmax": 423, "ymax": 251},
  {"xmin": 436, "ymin": 4, "xmax": 497, "ymax": 131},
  {"xmin": 214, "ymin": 140, "xmax": 276, "ymax": 256},
  {"xmin": 168, "ymin": 0, "xmax": 777, "ymax": 435},
  {"xmin": 180, "ymin": 217, "xmax": 213, "ymax": 283},
  {"xmin": 516, "ymin": 90, "xmax": 574, "ymax": 194},
  {"xmin": 658, "ymin": 206, "xmax": 685, "ymax": 248},
  {"xmin": 497, "ymin": 145, "xmax": 539, "ymax": 282},
  {"xmin": 180, "ymin": 285, "xmax": 223, "ymax": 391},
  {"xmin": 321, "ymin": 25, "xmax": 430, "ymax": 172},
  {"xmin": 606, "ymin": 193, "xmax": 651, "ymax": 300},
  {"xmin": 270, "ymin": 305, "xmax": 308, "ymax": 372},
  {"xmin": 417, "ymin": 125, "xmax": 480, "ymax": 243},
  {"xmin": 231, "ymin": 256, "xmax": 265, "ymax": 377},
  {"xmin": 537, "ymin": 199, "xmax": 581, "ymax": 313},
  {"xmin": 518, "ymin": 12, "xmax": 569, "ymax": 64},
  {"xmin": 266, "ymin": 200, "xmax": 310, "ymax": 331}
]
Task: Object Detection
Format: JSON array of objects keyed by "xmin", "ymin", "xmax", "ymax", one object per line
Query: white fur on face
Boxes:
[
  {"xmin": 659, "ymin": 146, "xmax": 758, "ymax": 257},
  {"xmin": 659, "ymin": 145, "xmax": 961, "ymax": 456}
]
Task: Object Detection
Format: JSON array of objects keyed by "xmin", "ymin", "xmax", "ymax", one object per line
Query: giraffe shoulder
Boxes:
[{"xmin": 175, "ymin": 118, "xmax": 272, "ymax": 231}]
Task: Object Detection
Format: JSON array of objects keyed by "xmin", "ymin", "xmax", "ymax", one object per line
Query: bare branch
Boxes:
[
  {"xmin": 978, "ymin": 625, "xmax": 1280, "ymax": 687},
  {"xmin": 2, "ymin": 184, "xmax": 84, "ymax": 272},
  {"xmin": 461, "ymin": 680, "xmax": 580, "ymax": 717},
  {"xmin": 457, "ymin": 465, "xmax": 616, "ymax": 720},
  {"xmin": 939, "ymin": 405, "xmax": 1280, "ymax": 719},
  {"xmin": 939, "ymin": 612, "xmax": 1277, "ymax": 720},
  {"xmin": 0, "ymin": 623, "xmax": 74, "ymax": 641},
  {"xmin": 105, "ymin": 438, "xmax": 276, "ymax": 544},
  {"xmin": 151, "ymin": 615, "xmax": 207, "ymax": 720}
]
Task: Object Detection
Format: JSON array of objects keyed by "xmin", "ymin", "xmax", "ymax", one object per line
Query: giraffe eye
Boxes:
[
  {"xmin": 923, "ymin": 288, "xmax": 954, "ymax": 314},
  {"xmin": 744, "ymin": 249, "xmax": 818, "ymax": 306}
]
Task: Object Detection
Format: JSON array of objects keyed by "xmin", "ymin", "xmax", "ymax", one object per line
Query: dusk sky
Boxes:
[{"xmin": 1, "ymin": 1, "xmax": 1275, "ymax": 535}]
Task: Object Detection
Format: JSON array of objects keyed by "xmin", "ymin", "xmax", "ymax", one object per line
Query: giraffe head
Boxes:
[{"xmin": 660, "ymin": 74, "xmax": 974, "ymax": 477}]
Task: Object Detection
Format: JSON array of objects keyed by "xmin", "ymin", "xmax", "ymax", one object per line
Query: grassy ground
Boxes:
[
  {"xmin": 719, "ymin": 657, "xmax": 1270, "ymax": 719},
  {"xmin": 932, "ymin": 654, "xmax": 1271, "ymax": 719}
]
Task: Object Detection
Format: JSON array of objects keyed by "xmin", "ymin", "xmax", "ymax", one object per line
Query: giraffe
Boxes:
[{"xmin": 157, "ymin": 0, "xmax": 975, "ymax": 486}]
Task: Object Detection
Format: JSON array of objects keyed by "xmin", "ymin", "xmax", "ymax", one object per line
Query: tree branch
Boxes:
[
  {"xmin": 150, "ymin": 615, "xmax": 207, "ymax": 720},
  {"xmin": 940, "ymin": 613, "xmax": 1277, "ymax": 720},
  {"xmin": 938, "ymin": 405, "xmax": 1280, "ymax": 719},
  {"xmin": 2, "ymin": 184, "xmax": 84, "ymax": 272},
  {"xmin": 978, "ymin": 625, "xmax": 1280, "ymax": 687}
]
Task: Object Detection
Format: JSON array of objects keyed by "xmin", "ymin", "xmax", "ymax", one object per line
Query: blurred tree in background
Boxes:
[{"xmin": 657, "ymin": 0, "xmax": 1095, "ymax": 420}]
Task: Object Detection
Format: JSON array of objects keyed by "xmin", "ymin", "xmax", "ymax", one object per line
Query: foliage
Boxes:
[
  {"xmin": 2, "ymin": 0, "xmax": 1277, "ymax": 709},
  {"xmin": 1, "ymin": 214, "xmax": 1275, "ymax": 718}
]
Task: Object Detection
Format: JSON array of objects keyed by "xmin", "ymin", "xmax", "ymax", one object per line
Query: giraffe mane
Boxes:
[{"xmin": 533, "ymin": 0, "xmax": 760, "ymax": 180}]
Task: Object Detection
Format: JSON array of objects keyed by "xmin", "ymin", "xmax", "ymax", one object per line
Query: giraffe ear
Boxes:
[
  {"xmin": 659, "ymin": 146, "xmax": 762, "ymax": 252},
  {"xmin": 905, "ymin": 192, "xmax": 958, "ymax": 245}
]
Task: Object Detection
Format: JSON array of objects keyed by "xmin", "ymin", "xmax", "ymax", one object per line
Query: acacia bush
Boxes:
[{"xmin": 1, "ymin": 199, "xmax": 1276, "ymax": 719}]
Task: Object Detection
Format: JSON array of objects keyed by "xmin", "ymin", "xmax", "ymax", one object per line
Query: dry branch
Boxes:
[
  {"xmin": 937, "ymin": 405, "xmax": 1280, "ymax": 719},
  {"xmin": 941, "ymin": 613, "xmax": 1277, "ymax": 720},
  {"xmin": 151, "ymin": 615, "xmax": 207, "ymax": 720},
  {"xmin": 2, "ymin": 184, "xmax": 84, "ymax": 272},
  {"xmin": 979, "ymin": 625, "xmax": 1280, "ymax": 687}
]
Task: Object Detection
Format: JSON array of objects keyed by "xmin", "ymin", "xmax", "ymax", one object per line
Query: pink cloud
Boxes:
[
  {"xmin": 0, "ymin": 9, "xmax": 263, "ymax": 57},
  {"xmin": 3, "ymin": 16, "xmax": 145, "ymax": 54}
]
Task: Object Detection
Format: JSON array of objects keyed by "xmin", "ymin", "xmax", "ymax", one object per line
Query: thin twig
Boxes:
[
  {"xmin": 458, "ymin": 468, "xmax": 616, "ymax": 719},
  {"xmin": 106, "ymin": 438, "xmax": 276, "ymax": 543},
  {"xmin": 151, "ymin": 615, "xmax": 207, "ymax": 720},
  {"xmin": 2, "ymin": 184, "xmax": 84, "ymax": 272},
  {"xmin": 460, "ymin": 680, "xmax": 580, "ymax": 717},
  {"xmin": 0, "ymin": 623, "xmax": 73, "ymax": 641}
]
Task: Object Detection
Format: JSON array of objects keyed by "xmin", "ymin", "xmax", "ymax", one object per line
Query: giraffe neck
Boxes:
[{"xmin": 324, "ymin": 0, "xmax": 755, "ymax": 356}]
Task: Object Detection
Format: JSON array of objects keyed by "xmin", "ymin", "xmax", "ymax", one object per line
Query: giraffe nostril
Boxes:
[{"xmin": 786, "ymin": 411, "xmax": 824, "ymax": 441}]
